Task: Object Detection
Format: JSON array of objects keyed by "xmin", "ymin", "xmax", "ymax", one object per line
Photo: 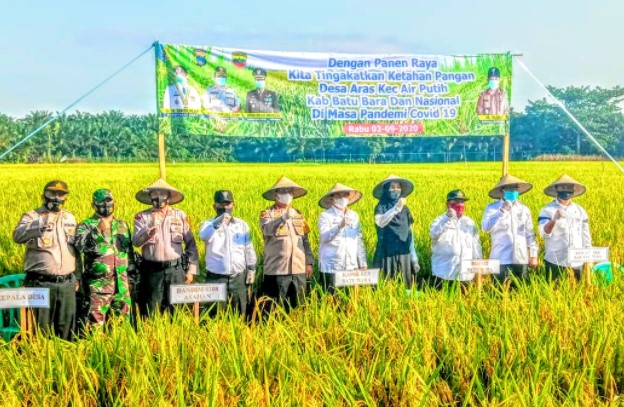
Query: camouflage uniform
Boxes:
[{"xmin": 74, "ymin": 216, "xmax": 136, "ymax": 325}]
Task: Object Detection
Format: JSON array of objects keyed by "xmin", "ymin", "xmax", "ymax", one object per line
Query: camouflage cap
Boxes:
[
  {"xmin": 253, "ymin": 68, "xmax": 267, "ymax": 78},
  {"xmin": 487, "ymin": 67, "xmax": 501, "ymax": 78},
  {"xmin": 215, "ymin": 66, "xmax": 227, "ymax": 77},
  {"xmin": 446, "ymin": 189, "xmax": 469, "ymax": 202},
  {"xmin": 92, "ymin": 188, "xmax": 114, "ymax": 203},
  {"xmin": 44, "ymin": 180, "xmax": 69, "ymax": 194}
]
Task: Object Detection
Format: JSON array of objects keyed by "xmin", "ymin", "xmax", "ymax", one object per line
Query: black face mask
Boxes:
[
  {"xmin": 557, "ymin": 191, "xmax": 573, "ymax": 200},
  {"xmin": 95, "ymin": 202, "xmax": 114, "ymax": 217},
  {"xmin": 216, "ymin": 207, "xmax": 233, "ymax": 216},
  {"xmin": 44, "ymin": 197, "xmax": 65, "ymax": 212},
  {"xmin": 151, "ymin": 197, "xmax": 168, "ymax": 209}
]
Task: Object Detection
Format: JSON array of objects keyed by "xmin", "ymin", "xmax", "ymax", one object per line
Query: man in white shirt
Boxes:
[
  {"xmin": 162, "ymin": 65, "xmax": 203, "ymax": 111},
  {"xmin": 482, "ymin": 174, "xmax": 538, "ymax": 284},
  {"xmin": 199, "ymin": 190, "xmax": 257, "ymax": 316},
  {"xmin": 538, "ymin": 175, "xmax": 591, "ymax": 281},
  {"xmin": 430, "ymin": 189, "xmax": 482, "ymax": 288},
  {"xmin": 317, "ymin": 183, "xmax": 367, "ymax": 292}
]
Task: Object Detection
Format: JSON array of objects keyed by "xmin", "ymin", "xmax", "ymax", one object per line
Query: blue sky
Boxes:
[{"xmin": 1, "ymin": 0, "xmax": 621, "ymax": 118}]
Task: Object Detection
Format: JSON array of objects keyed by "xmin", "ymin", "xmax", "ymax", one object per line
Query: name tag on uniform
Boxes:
[
  {"xmin": 334, "ymin": 268, "xmax": 380, "ymax": 287},
  {"xmin": 169, "ymin": 284, "xmax": 227, "ymax": 304},
  {"xmin": 0, "ymin": 288, "xmax": 50, "ymax": 309},
  {"xmin": 461, "ymin": 259, "xmax": 500, "ymax": 275},
  {"xmin": 568, "ymin": 247, "xmax": 609, "ymax": 263}
]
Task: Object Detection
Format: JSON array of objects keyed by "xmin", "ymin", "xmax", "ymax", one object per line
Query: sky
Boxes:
[{"xmin": 1, "ymin": 0, "xmax": 622, "ymax": 118}]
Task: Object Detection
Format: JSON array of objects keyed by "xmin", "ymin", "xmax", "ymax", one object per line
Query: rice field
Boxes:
[{"xmin": 0, "ymin": 161, "xmax": 623, "ymax": 406}]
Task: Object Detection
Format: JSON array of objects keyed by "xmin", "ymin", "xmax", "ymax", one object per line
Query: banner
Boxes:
[{"xmin": 156, "ymin": 43, "xmax": 512, "ymax": 137}]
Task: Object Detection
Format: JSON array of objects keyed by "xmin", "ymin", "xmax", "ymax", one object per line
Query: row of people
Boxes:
[{"xmin": 12, "ymin": 173, "xmax": 591, "ymax": 339}]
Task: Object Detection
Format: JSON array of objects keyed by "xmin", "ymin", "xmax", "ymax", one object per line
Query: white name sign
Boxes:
[
  {"xmin": 461, "ymin": 259, "xmax": 500, "ymax": 275},
  {"xmin": 0, "ymin": 288, "xmax": 49, "ymax": 309},
  {"xmin": 568, "ymin": 247, "xmax": 609, "ymax": 263},
  {"xmin": 169, "ymin": 284, "xmax": 227, "ymax": 304},
  {"xmin": 334, "ymin": 268, "xmax": 380, "ymax": 287}
]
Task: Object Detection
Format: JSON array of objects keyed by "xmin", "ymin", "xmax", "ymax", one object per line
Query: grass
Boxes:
[{"xmin": 0, "ymin": 161, "xmax": 622, "ymax": 405}]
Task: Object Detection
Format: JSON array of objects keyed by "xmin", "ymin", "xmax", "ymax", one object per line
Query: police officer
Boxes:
[
  {"xmin": 132, "ymin": 178, "xmax": 199, "ymax": 316},
  {"xmin": 199, "ymin": 190, "xmax": 257, "ymax": 316},
  {"xmin": 476, "ymin": 67, "xmax": 509, "ymax": 115},
  {"xmin": 162, "ymin": 65, "xmax": 203, "ymax": 110},
  {"xmin": 245, "ymin": 68, "xmax": 280, "ymax": 113},
  {"xmin": 260, "ymin": 176, "xmax": 314, "ymax": 311},
  {"xmin": 13, "ymin": 180, "xmax": 79, "ymax": 340},
  {"xmin": 74, "ymin": 189, "xmax": 136, "ymax": 326},
  {"xmin": 204, "ymin": 66, "xmax": 241, "ymax": 113},
  {"xmin": 538, "ymin": 175, "xmax": 592, "ymax": 281}
]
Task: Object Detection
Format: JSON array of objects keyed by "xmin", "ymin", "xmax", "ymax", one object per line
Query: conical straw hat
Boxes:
[
  {"xmin": 262, "ymin": 176, "xmax": 307, "ymax": 201},
  {"xmin": 488, "ymin": 174, "xmax": 533, "ymax": 199},
  {"xmin": 544, "ymin": 174, "xmax": 586, "ymax": 197},
  {"xmin": 318, "ymin": 183, "xmax": 362, "ymax": 209},
  {"xmin": 372, "ymin": 174, "xmax": 414, "ymax": 199},
  {"xmin": 135, "ymin": 178, "xmax": 185, "ymax": 205}
]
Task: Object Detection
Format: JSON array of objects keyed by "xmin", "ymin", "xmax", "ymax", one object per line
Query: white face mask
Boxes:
[
  {"xmin": 276, "ymin": 192, "xmax": 293, "ymax": 205},
  {"xmin": 333, "ymin": 197, "xmax": 349, "ymax": 209}
]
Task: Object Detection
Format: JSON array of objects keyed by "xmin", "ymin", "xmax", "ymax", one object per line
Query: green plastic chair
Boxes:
[{"xmin": 0, "ymin": 274, "xmax": 26, "ymax": 341}]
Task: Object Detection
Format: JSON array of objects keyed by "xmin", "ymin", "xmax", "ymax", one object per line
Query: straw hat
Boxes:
[
  {"xmin": 318, "ymin": 183, "xmax": 362, "ymax": 209},
  {"xmin": 544, "ymin": 174, "xmax": 586, "ymax": 197},
  {"xmin": 372, "ymin": 174, "xmax": 414, "ymax": 199},
  {"xmin": 135, "ymin": 178, "xmax": 185, "ymax": 205},
  {"xmin": 488, "ymin": 174, "xmax": 533, "ymax": 199},
  {"xmin": 262, "ymin": 176, "xmax": 307, "ymax": 201}
]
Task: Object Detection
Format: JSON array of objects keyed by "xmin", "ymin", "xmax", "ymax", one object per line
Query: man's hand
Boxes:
[
  {"xmin": 305, "ymin": 265, "xmax": 313, "ymax": 278},
  {"xmin": 222, "ymin": 212, "xmax": 232, "ymax": 225},
  {"xmin": 75, "ymin": 280, "xmax": 80, "ymax": 292},
  {"xmin": 396, "ymin": 197, "xmax": 407, "ymax": 210},
  {"xmin": 98, "ymin": 217, "xmax": 111, "ymax": 232},
  {"xmin": 185, "ymin": 273, "xmax": 194, "ymax": 284},
  {"xmin": 553, "ymin": 209, "xmax": 566, "ymax": 221},
  {"xmin": 360, "ymin": 265, "xmax": 368, "ymax": 270},
  {"xmin": 501, "ymin": 200, "xmax": 512, "ymax": 212},
  {"xmin": 446, "ymin": 208, "xmax": 457, "ymax": 218},
  {"xmin": 528, "ymin": 257, "xmax": 539, "ymax": 269}
]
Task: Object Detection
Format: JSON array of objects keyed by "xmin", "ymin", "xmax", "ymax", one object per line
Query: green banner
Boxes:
[{"xmin": 156, "ymin": 43, "xmax": 512, "ymax": 137}]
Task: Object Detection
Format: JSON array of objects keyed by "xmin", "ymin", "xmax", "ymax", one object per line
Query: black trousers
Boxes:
[
  {"xmin": 262, "ymin": 274, "xmax": 307, "ymax": 311},
  {"xmin": 139, "ymin": 265, "xmax": 185, "ymax": 316},
  {"xmin": 494, "ymin": 264, "xmax": 528, "ymax": 283},
  {"xmin": 205, "ymin": 271, "xmax": 248, "ymax": 316},
  {"xmin": 25, "ymin": 274, "xmax": 76, "ymax": 341},
  {"xmin": 544, "ymin": 260, "xmax": 583, "ymax": 281}
]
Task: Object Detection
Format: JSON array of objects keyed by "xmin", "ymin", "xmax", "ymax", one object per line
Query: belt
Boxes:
[
  {"xmin": 206, "ymin": 270, "xmax": 244, "ymax": 279},
  {"xmin": 141, "ymin": 258, "xmax": 181, "ymax": 271},
  {"xmin": 26, "ymin": 272, "xmax": 74, "ymax": 283}
]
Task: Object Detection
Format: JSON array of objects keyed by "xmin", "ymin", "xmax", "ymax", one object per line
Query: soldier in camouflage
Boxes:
[{"xmin": 74, "ymin": 189, "xmax": 137, "ymax": 326}]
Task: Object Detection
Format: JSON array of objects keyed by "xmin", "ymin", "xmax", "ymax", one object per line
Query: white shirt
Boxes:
[
  {"xmin": 163, "ymin": 84, "xmax": 203, "ymax": 110},
  {"xmin": 430, "ymin": 214, "xmax": 482, "ymax": 281},
  {"xmin": 318, "ymin": 207, "xmax": 367, "ymax": 273},
  {"xmin": 199, "ymin": 216, "xmax": 257, "ymax": 275},
  {"xmin": 481, "ymin": 200, "xmax": 538, "ymax": 265},
  {"xmin": 538, "ymin": 200, "xmax": 591, "ymax": 268}
]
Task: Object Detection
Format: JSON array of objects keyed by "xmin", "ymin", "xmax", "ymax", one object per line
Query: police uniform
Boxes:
[
  {"xmin": 163, "ymin": 84, "xmax": 203, "ymax": 110},
  {"xmin": 132, "ymin": 179, "xmax": 199, "ymax": 316},
  {"xmin": 245, "ymin": 68, "xmax": 280, "ymax": 113},
  {"xmin": 12, "ymin": 180, "xmax": 79, "ymax": 340},
  {"xmin": 260, "ymin": 177, "xmax": 314, "ymax": 310},
  {"xmin": 74, "ymin": 190, "xmax": 136, "ymax": 325},
  {"xmin": 204, "ymin": 66, "xmax": 241, "ymax": 113},
  {"xmin": 476, "ymin": 67, "xmax": 509, "ymax": 115}
]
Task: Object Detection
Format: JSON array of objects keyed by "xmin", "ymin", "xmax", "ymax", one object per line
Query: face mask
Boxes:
[
  {"xmin": 488, "ymin": 79, "xmax": 499, "ymax": 90},
  {"xmin": 333, "ymin": 197, "xmax": 349, "ymax": 210},
  {"xmin": 216, "ymin": 207, "xmax": 233, "ymax": 216},
  {"xmin": 176, "ymin": 75, "xmax": 185, "ymax": 84},
  {"xmin": 450, "ymin": 203, "xmax": 465, "ymax": 217},
  {"xmin": 256, "ymin": 80, "xmax": 266, "ymax": 89},
  {"xmin": 557, "ymin": 191, "xmax": 573, "ymax": 201},
  {"xmin": 151, "ymin": 196, "xmax": 168, "ymax": 209},
  {"xmin": 216, "ymin": 77, "xmax": 227, "ymax": 86},
  {"xmin": 503, "ymin": 190, "xmax": 519, "ymax": 202},
  {"xmin": 276, "ymin": 193, "xmax": 293, "ymax": 205},
  {"xmin": 95, "ymin": 202, "xmax": 114, "ymax": 217},
  {"xmin": 44, "ymin": 197, "xmax": 65, "ymax": 212},
  {"xmin": 388, "ymin": 190, "xmax": 401, "ymax": 202}
]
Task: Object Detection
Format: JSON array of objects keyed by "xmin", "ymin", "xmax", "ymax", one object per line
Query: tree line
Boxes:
[{"xmin": 0, "ymin": 85, "xmax": 622, "ymax": 163}]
